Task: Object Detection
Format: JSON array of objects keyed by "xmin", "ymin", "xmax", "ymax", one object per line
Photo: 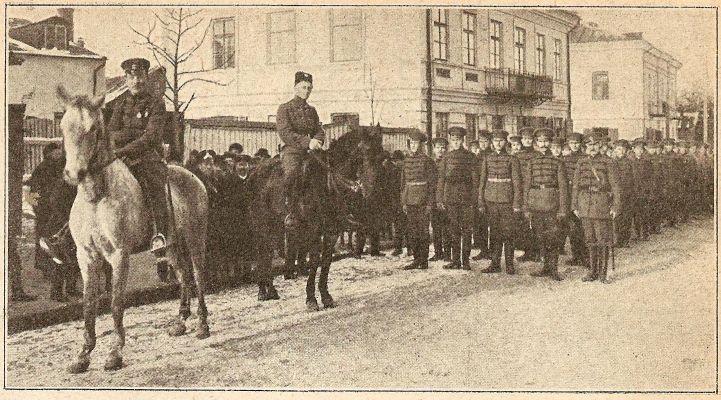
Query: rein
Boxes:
[
  {"xmin": 309, "ymin": 147, "xmax": 363, "ymax": 194},
  {"xmin": 84, "ymin": 120, "xmax": 117, "ymax": 177}
]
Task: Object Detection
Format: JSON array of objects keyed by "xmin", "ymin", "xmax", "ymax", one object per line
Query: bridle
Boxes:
[
  {"xmin": 77, "ymin": 113, "xmax": 116, "ymax": 180},
  {"xmin": 308, "ymin": 143, "xmax": 366, "ymax": 194}
]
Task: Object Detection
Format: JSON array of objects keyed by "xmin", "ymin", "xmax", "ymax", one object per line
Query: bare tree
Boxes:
[
  {"xmin": 363, "ymin": 62, "xmax": 380, "ymax": 126},
  {"xmin": 130, "ymin": 8, "xmax": 231, "ymax": 160}
]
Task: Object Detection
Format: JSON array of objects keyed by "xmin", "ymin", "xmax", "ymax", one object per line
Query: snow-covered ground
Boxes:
[{"xmin": 5, "ymin": 218, "xmax": 716, "ymax": 391}]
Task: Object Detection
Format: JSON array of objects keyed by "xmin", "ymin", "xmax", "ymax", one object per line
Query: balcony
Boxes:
[{"xmin": 484, "ymin": 68, "xmax": 554, "ymax": 106}]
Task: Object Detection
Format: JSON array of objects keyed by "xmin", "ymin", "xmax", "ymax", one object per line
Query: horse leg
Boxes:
[
  {"xmin": 319, "ymin": 234, "xmax": 337, "ymax": 309},
  {"xmin": 103, "ymin": 250, "xmax": 129, "ymax": 371},
  {"xmin": 189, "ymin": 248, "xmax": 210, "ymax": 339},
  {"xmin": 168, "ymin": 240, "xmax": 191, "ymax": 337},
  {"xmin": 306, "ymin": 246, "xmax": 320, "ymax": 312},
  {"xmin": 257, "ymin": 239, "xmax": 272, "ymax": 301},
  {"xmin": 67, "ymin": 254, "xmax": 101, "ymax": 374}
]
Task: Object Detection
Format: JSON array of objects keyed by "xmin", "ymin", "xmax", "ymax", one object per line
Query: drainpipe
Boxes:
[
  {"xmin": 425, "ymin": 8, "xmax": 434, "ymax": 152},
  {"xmin": 93, "ymin": 56, "xmax": 107, "ymax": 95},
  {"xmin": 565, "ymin": 31, "xmax": 572, "ymax": 136}
]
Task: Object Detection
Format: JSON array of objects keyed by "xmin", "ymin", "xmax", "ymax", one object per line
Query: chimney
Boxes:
[
  {"xmin": 76, "ymin": 37, "xmax": 84, "ymax": 48},
  {"xmin": 623, "ymin": 32, "xmax": 643, "ymax": 40},
  {"xmin": 57, "ymin": 8, "xmax": 74, "ymax": 42}
]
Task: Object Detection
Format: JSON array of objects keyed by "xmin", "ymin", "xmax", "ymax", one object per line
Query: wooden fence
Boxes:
[{"xmin": 23, "ymin": 118, "xmax": 64, "ymax": 177}]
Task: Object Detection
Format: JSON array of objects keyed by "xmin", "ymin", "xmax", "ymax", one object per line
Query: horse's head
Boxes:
[
  {"xmin": 353, "ymin": 125, "xmax": 383, "ymax": 199},
  {"xmin": 56, "ymin": 85, "xmax": 106, "ymax": 186}
]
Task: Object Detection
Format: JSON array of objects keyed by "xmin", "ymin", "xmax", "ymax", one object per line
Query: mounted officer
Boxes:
[{"xmin": 276, "ymin": 71, "xmax": 326, "ymax": 228}]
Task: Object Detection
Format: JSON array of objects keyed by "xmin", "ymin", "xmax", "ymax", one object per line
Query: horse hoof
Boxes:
[
  {"xmin": 168, "ymin": 322, "xmax": 187, "ymax": 337},
  {"xmin": 306, "ymin": 298, "xmax": 320, "ymax": 312},
  {"xmin": 257, "ymin": 286, "xmax": 269, "ymax": 301},
  {"xmin": 321, "ymin": 295, "xmax": 336, "ymax": 309},
  {"xmin": 267, "ymin": 286, "xmax": 280, "ymax": 300},
  {"xmin": 67, "ymin": 359, "xmax": 90, "ymax": 374},
  {"xmin": 196, "ymin": 324, "xmax": 210, "ymax": 339},
  {"xmin": 103, "ymin": 355, "xmax": 123, "ymax": 371}
]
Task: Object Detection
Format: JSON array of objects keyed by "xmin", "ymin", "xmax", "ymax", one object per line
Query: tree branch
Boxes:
[
  {"xmin": 181, "ymin": 92, "xmax": 196, "ymax": 113},
  {"xmin": 178, "ymin": 77, "xmax": 229, "ymax": 92}
]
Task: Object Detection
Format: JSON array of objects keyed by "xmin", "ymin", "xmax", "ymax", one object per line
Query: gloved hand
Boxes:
[
  {"xmin": 309, "ymin": 138, "xmax": 323, "ymax": 151},
  {"xmin": 402, "ymin": 205, "xmax": 408, "ymax": 214}
]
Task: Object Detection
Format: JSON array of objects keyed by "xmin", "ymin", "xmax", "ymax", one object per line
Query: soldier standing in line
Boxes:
[
  {"xmin": 629, "ymin": 138, "xmax": 653, "ymax": 240},
  {"xmin": 508, "ymin": 136, "xmax": 523, "ymax": 155},
  {"xmin": 645, "ymin": 140, "xmax": 664, "ymax": 234},
  {"xmin": 524, "ymin": 128, "xmax": 568, "ymax": 281},
  {"xmin": 676, "ymin": 141, "xmax": 694, "ymax": 222},
  {"xmin": 386, "ymin": 151, "xmax": 406, "ymax": 256},
  {"xmin": 573, "ymin": 132, "xmax": 621, "ymax": 284},
  {"xmin": 472, "ymin": 130, "xmax": 492, "ymax": 260},
  {"xmin": 478, "ymin": 131, "xmax": 523, "ymax": 275},
  {"xmin": 562, "ymin": 133, "xmax": 587, "ymax": 266},
  {"xmin": 429, "ymin": 137, "xmax": 451, "ymax": 262},
  {"xmin": 515, "ymin": 127, "xmax": 540, "ymax": 263},
  {"xmin": 400, "ymin": 130, "xmax": 436, "ymax": 270},
  {"xmin": 550, "ymin": 137, "xmax": 564, "ymax": 158},
  {"xmin": 436, "ymin": 127, "xmax": 479, "ymax": 270},
  {"xmin": 659, "ymin": 139, "xmax": 681, "ymax": 228},
  {"xmin": 612, "ymin": 139, "xmax": 635, "ymax": 247}
]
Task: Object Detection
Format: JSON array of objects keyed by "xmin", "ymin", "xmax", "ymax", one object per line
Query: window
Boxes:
[
  {"xmin": 491, "ymin": 115, "xmax": 504, "ymax": 130},
  {"xmin": 268, "ymin": 11, "xmax": 296, "ymax": 64},
  {"xmin": 435, "ymin": 68, "xmax": 451, "ymax": 78},
  {"xmin": 514, "ymin": 27, "xmax": 526, "ymax": 73},
  {"xmin": 331, "ymin": 9, "xmax": 362, "ymax": 61},
  {"xmin": 536, "ymin": 33, "xmax": 546, "ymax": 76},
  {"xmin": 465, "ymin": 72, "xmax": 478, "ymax": 82},
  {"xmin": 462, "ymin": 12, "xmax": 476, "ymax": 66},
  {"xmin": 553, "ymin": 39, "xmax": 562, "ymax": 80},
  {"xmin": 43, "ymin": 24, "xmax": 67, "ymax": 50},
  {"xmin": 465, "ymin": 114, "xmax": 477, "ymax": 139},
  {"xmin": 212, "ymin": 18, "xmax": 235, "ymax": 69},
  {"xmin": 489, "ymin": 20, "xmax": 503, "ymax": 69},
  {"xmin": 436, "ymin": 112, "xmax": 449, "ymax": 134},
  {"xmin": 433, "ymin": 9, "xmax": 448, "ymax": 61},
  {"xmin": 592, "ymin": 71, "xmax": 609, "ymax": 100}
]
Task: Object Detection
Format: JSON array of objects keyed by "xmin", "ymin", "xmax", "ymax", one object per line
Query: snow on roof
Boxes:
[{"xmin": 8, "ymin": 37, "xmax": 104, "ymax": 60}]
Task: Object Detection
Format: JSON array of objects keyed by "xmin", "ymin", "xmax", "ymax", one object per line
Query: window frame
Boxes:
[
  {"xmin": 330, "ymin": 9, "xmax": 364, "ymax": 62},
  {"xmin": 553, "ymin": 38, "xmax": 562, "ymax": 81},
  {"xmin": 592, "ymin": 71, "xmax": 609, "ymax": 100},
  {"xmin": 43, "ymin": 24, "xmax": 67, "ymax": 50},
  {"xmin": 211, "ymin": 17, "xmax": 236, "ymax": 70},
  {"xmin": 462, "ymin": 11, "xmax": 477, "ymax": 66},
  {"xmin": 267, "ymin": 11, "xmax": 297, "ymax": 65},
  {"xmin": 536, "ymin": 33, "xmax": 546, "ymax": 76},
  {"xmin": 433, "ymin": 9, "xmax": 449, "ymax": 61},
  {"xmin": 435, "ymin": 111, "xmax": 450, "ymax": 134},
  {"xmin": 514, "ymin": 27, "xmax": 526, "ymax": 74},
  {"xmin": 489, "ymin": 20, "xmax": 503, "ymax": 69}
]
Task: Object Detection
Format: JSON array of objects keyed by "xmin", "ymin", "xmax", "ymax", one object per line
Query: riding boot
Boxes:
[
  {"xmin": 530, "ymin": 248, "xmax": 550, "ymax": 277},
  {"xmin": 548, "ymin": 253, "xmax": 563, "ymax": 281},
  {"xmin": 582, "ymin": 245, "xmax": 597, "ymax": 282},
  {"xmin": 600, "ymin": 246, "xmax": 610, "ymax": 284}
]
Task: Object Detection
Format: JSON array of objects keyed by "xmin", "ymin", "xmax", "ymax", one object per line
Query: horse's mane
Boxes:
[{"xmin": 247, "ymin": 157, "xmax": 282, "ymax": 192}]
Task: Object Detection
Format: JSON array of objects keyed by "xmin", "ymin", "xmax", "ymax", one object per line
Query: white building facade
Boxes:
[
  {"xmin": 181, "ymin": 7, "xmax": 579, "ymax": 139},
  {"xmin": 570, "ymin": 28, "xmax": 681, "ymax": 140}
]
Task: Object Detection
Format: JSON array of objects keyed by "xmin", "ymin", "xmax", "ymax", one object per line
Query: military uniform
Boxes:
[
  {"xmin": 472, "ymin": 130, "xmax": 491, "ymax": 260},
  {"xmin": 524, "ymin": 129, "xmax": 568, "ymax": 280},
  {"xmin": 478, "ymin": 131, "xmax": 523, "ymax": 274},
  {"xmin": 514, "ymin": 136, "xmax": 539, "ymax": 262},
  {"xmin": 430, "ymin": 137, "xmax": 451, "ymax": 261},
  {"xmin": 436, "ymin": 127, "xmax": 479, "ymax": 269},
  {"xmin": 613, "ymin": 140, "xmax": 635, "ymax": 246},
  {"xmin": 108, "ymin": 58, "xmax": 170, "ymax": 252},
  {"xmin": 561, "ymin": 133, "xmax": 587, "ymax": 265},
  {"xmin": 629, "ymin": 139, "xmax": 653, "ymax": 240},
  {"xmin": 659, "ymin": 141, "xmax": 681, "ymax": 227},
  {"xmin": 400, "ymin": 131, "xmax": 436, "ymax": 269},
  {"xmin": 572, "ymin": 135, "xmax": 621, "ymax": 283},
  {"xmin": 276, "ymin": 71, "xmax": 325, "ymax": 226},
  {"xmin": 646, "ymin": 143, "xmax": 664, "ymax": 233}
]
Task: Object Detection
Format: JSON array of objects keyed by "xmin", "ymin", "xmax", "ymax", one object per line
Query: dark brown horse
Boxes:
[{"xmin": 245, "ymin": 125, "xmax": 383, "ymax": 309}]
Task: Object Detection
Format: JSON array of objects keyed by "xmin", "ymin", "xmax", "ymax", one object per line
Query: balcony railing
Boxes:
[{"xmin": 484, "ymin": 68, "xmax": 554, "ymax": 105}]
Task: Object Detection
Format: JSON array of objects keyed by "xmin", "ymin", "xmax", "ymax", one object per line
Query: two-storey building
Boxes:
[
  {"xmin": 180, "ymin": 7, "xmax": 579, "ymax": 139},
  {"xmin": 570, "ymin": 23, "xmax": 681, "ymax": 140}
]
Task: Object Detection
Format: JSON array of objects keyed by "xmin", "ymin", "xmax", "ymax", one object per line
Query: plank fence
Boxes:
[{"xmin": 22, "ymin": 118, "xmax": 63, "ymax": 178}]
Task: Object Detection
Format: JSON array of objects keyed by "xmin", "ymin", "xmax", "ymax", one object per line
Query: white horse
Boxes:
[{"xmin": 56, "ymin": 86, "xmax": 211, "ymax": 374}]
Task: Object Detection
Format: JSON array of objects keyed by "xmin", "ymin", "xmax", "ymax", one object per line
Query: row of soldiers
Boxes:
[{"xmin": 397, "ymin": 126, "xmax": 714, "ymax": 283}]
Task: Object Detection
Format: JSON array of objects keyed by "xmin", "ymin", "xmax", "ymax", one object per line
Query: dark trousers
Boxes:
[
  {"xmin": 446, "ymin": 204, "xmax": 474, "ymax": 264},
  {"xmin": 406, "ymin": 205, "xmax": 430, "ymax": 262},
  {"xmin": 392, "ymin": 209, "xmax": 407, "ymax": 252},
  {"xmin": 632, "ymin": 196, "xmax": 651, "ymax": 239},
  {"xmin": 282, "ymin": 150, "xmax": 305, "ymax": 213},
  {"xmin": 487, "ymin": 202, "xmax": 517, "ymax": 270},
  {"xmin": 129, "ymin": 160, "xmax": 170, "ymax": 237},
  {"xmin": 530, "ymin": 212, "xmax": 564, "ymax": 273},
  {"xmin": 431, "ymin": 208, "xmax": 450, "ymax": 257},
  {"xmin": 473, "ymin": 209, "xmax": 490, "ymax": 255},
  {"xmin": 616, "ymin": 209, "xmax": 633, "ymax": 246},
  {"xmin": 565, "ymin": 213, "xmax": 587, "ymax": 262}
]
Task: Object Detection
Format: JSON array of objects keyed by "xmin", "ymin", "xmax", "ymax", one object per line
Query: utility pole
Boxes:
[{"xmin": 425, "ymin": 9, "xmax": 434, "ymax": 152}]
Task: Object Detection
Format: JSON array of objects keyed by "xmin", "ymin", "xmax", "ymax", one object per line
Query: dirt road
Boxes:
[{"xmin": 5, "ymin": 219, "xmax": 716, "ymax": 391}]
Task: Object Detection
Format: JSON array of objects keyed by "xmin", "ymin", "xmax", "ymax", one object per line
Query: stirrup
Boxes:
[{"xmin": 151, "ymin": 233, "xmax": 168, "ymax": 255}]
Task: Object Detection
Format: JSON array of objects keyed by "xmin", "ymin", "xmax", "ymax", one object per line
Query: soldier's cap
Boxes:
[
  {"xmin": 519, "ymin": 127, "xmax": 535, "ymax": 138},
  {"xmin": 678, "ymin": 140, "xmax": 690, "ymax": 148},
  {"xmin": 121, "ymin": 58, "xmax": 150, "ymax": 74},
  {"xmin": 255, "ymin": 148, "xmax": 271, "ymax": 158},
  {"xmin": 391, "ymin": 150, "xmax": 405, "ymax": 160},
  {"xmin": 491, "ymin": 130, "xmax": 509, "ymax": 140},
  {"xmin": 294, "ymin": 71, "xmax": 313, "ymax": 86},
  {"xmin": 199, "ymin": 149, "xmax": 215, "ymax": 161},
  {"xmin": 567, "ymin": 132, "xmax": 582, "ymax": 142},
  {"xmin": 43, "ymin": 141, "xmax": 62, "ymax": 157},
  {"xmin": 614, "ymin": 139, "xmax": 630, "ymax": 149},
  {"xmin": 432, "ymin": 137, "xmax": 449, "ymax": 146},
  {"xmin": 477, "ymin": 130, "xmax": 492, "ymax": 141},
  {"xmin": 408, "ymin": 129, "xmax": 426, "ymax": 142},
  {"xmin": 632, "ymin": 138, "xmax": 647, "ymax": 146},
  {"xmin": 468, "ymin": 140, "xmax": 479, "ymax": 147},
  {"xmin": 645, "ymin": 140, "xmax": 659, "ymax": 148},
  {"xmin": 533, "ymin": 128, "xmax": 554, "ymax": 140},
  {"xmin": 222, "ymin": 151, "xmax": 238, "ymax": 161},
  {"xmin": 508, "ymin": 136, "xmax": 522, "ymax": 144},
  {"xmin": 662, "ymin": 138, "xmax": 676, "ymax": 146},
  {"xmin": 448, "ymin": 126, "xmax": 467, "ymax": 138},
  {"xmin": 229, "ymin": 142, "xmax": 243, "ymax": 152},
  {"xmin": 237, "ymin": 154, "xmax": 253, "ymax": 163},
  {"xmin": 551, "ymin": 137, "xmax": 565, "ymax": 146}
]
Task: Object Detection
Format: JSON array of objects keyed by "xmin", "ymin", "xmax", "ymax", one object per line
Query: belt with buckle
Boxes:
[
  {"xmin": 532, "ymin": 184, "xmax": 557, "ymax": 189},
  {"xmin": 488, "ymin": 178, "xmax": 511, "ymax": 183},
  {"xmin": 407, "ymin": 181, "xmax": 427, "ymax": 186}
]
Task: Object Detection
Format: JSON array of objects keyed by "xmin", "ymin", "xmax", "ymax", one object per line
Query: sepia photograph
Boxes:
[{"xmin": 1, "ymin": 2, "xmax": 718, "ymax": 395}]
